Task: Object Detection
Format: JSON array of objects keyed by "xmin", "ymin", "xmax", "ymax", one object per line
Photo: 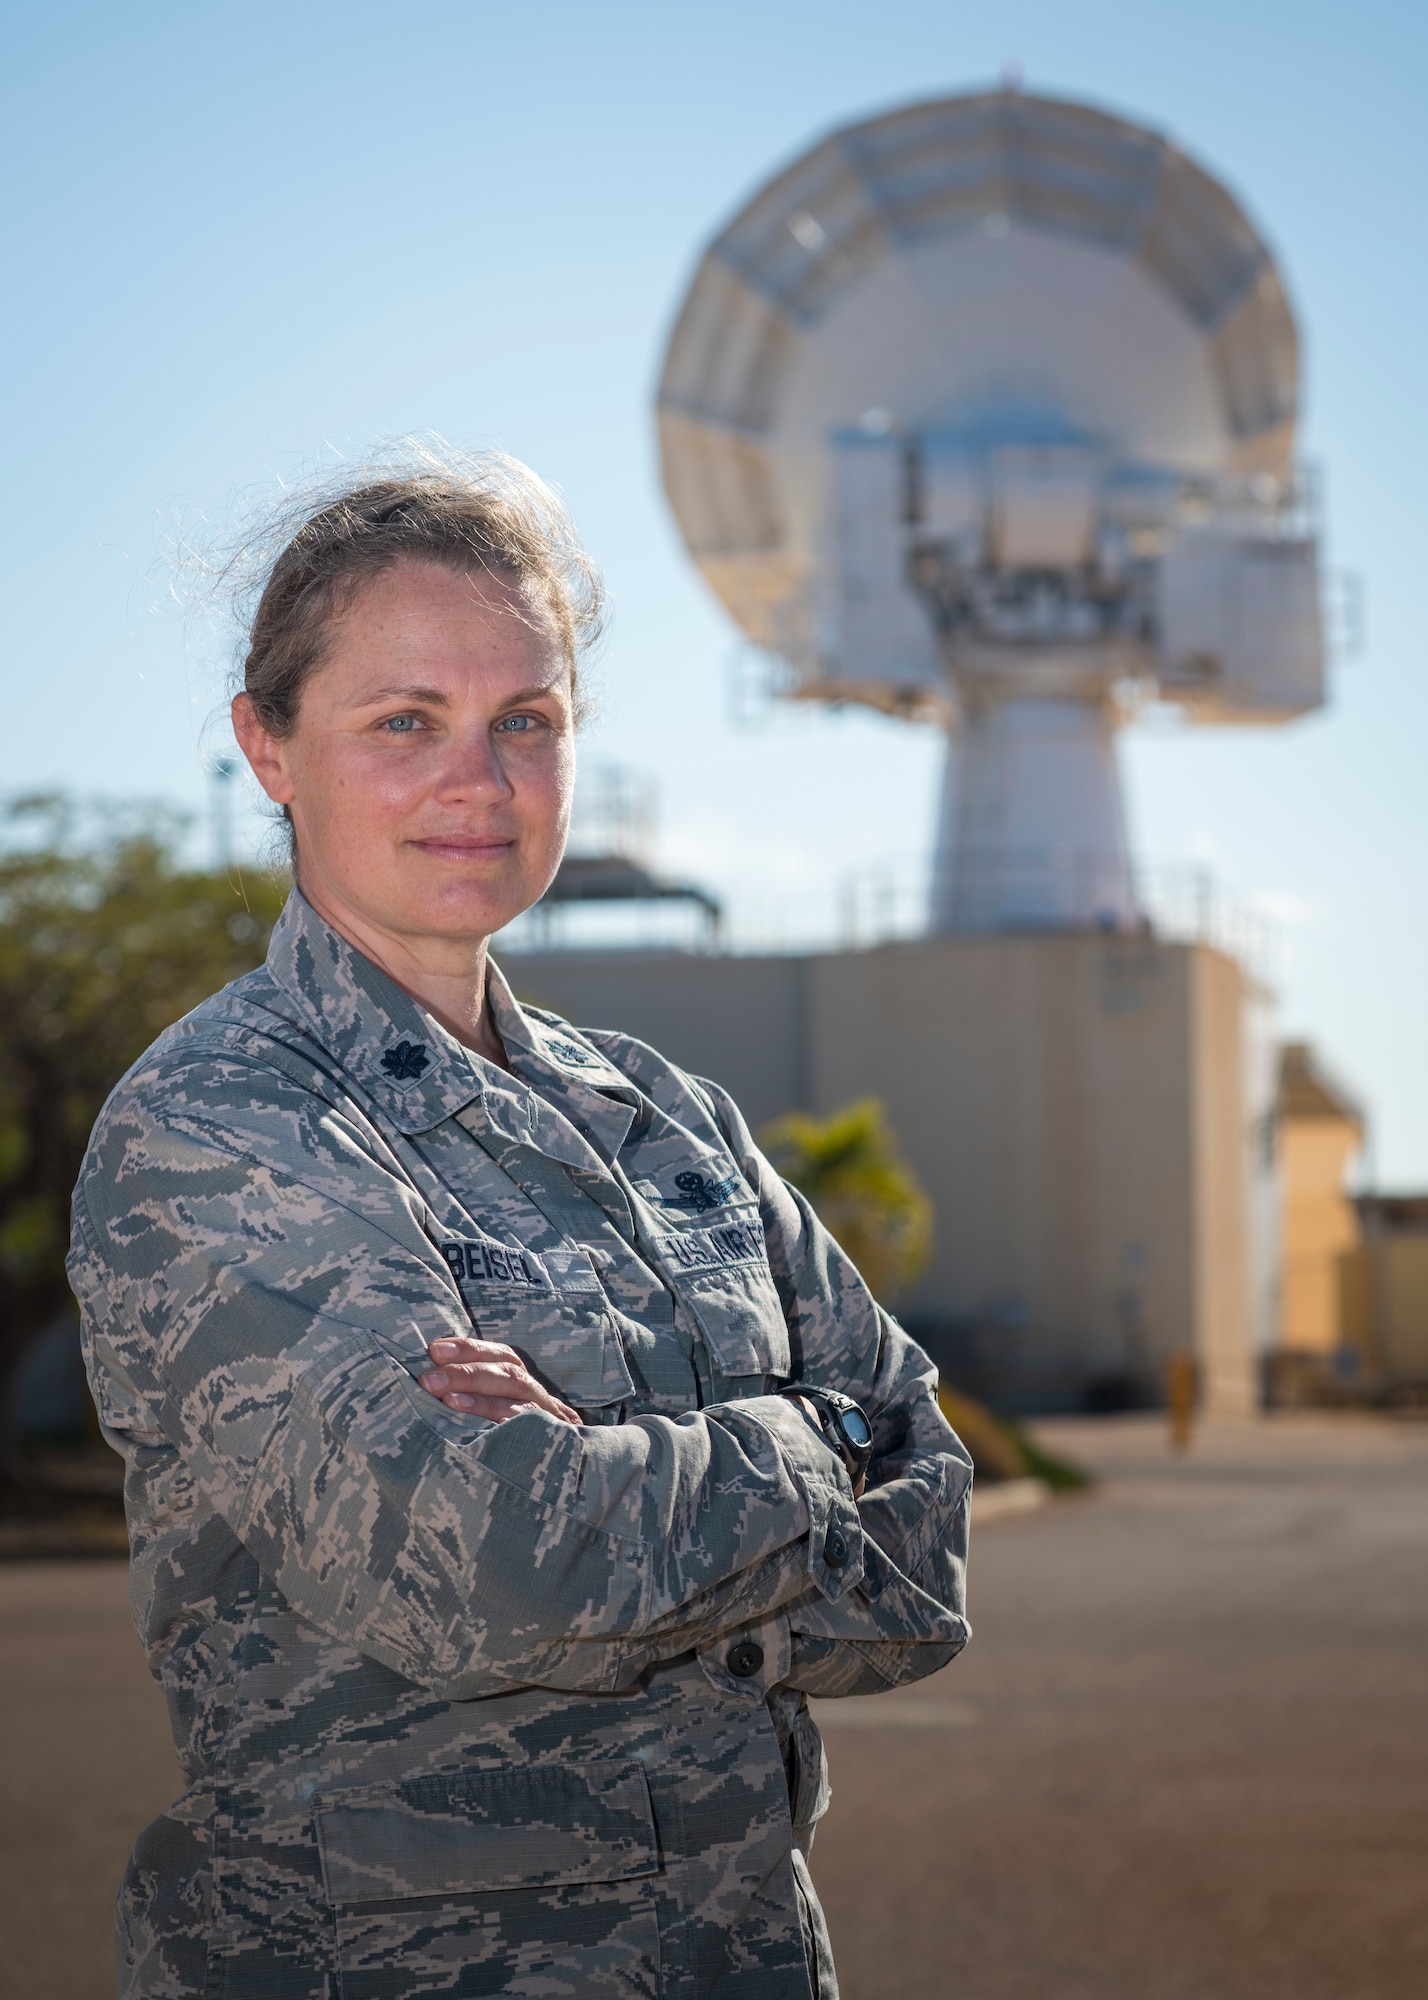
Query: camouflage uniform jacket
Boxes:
[{"xmin": 68, "ymin": 889, "xmax": 972, "ymax": 2000}]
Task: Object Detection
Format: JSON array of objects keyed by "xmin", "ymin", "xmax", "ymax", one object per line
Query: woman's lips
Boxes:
[{"xmin": 409, "ymin": 837, "xmax": 516, "ymax": 861}]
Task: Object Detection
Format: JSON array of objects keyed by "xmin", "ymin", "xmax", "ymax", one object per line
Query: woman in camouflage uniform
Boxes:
[{"xmin": 69, "ymin": 451, "xmax": 972, "ymax": 1999}]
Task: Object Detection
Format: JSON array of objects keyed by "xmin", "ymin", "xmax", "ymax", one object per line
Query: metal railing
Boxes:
[
  {"xmin": 837, "ymin": 850, "xmax": 1278, "ymax": 976},
  {"xmin": 498, "ymin": 850, "xmax": 1278, "ymax": 978}
]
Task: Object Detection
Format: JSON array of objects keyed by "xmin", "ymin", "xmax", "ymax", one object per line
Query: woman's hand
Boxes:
[{"xmin": 419, "ymin": 1337, "xmax": 581, "ymax": 1425}]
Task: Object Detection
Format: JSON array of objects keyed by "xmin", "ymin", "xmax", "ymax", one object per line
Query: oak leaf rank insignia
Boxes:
[{"xmin": 381, "ymin": 1040, "xmax": 430, "ymax": 1081}]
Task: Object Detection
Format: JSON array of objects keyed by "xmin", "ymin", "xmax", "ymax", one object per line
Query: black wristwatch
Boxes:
[{"xmin": 781, "ymin": 1385, "xmax": 874, "ymax": 1484}]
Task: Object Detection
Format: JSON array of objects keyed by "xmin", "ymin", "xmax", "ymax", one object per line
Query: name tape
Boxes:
[
  {"xmin": 441, "ymin": 1240, "xmax": 604, "ymax": 1294},
  {"xmin": 442, "ymin": 1241, "xmax": 544, "ymax": 1289}
]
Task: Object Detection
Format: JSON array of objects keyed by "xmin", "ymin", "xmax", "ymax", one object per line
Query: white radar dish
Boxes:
[{"xmin": 657, "ymin": 88, "xmax": 1327, "ymax": 934}]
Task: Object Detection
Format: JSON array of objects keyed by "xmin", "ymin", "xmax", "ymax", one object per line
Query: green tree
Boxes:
[
  {"xmin": 759, "ymin": 1098, "xmax": 932, "ymax": 1305},
  {"xmin": 0, "ymin": 797, "xmax": 287, "ymax": 1459}
]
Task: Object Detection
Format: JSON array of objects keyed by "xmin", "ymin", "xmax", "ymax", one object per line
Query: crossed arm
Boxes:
[
  {"xmin": 70, "ymin": 1055, "xmax": 966, "ymax": 1698},
  {"xmin": 416, "ymin": 1337, "xmax": 859, "ymax": 1491}
]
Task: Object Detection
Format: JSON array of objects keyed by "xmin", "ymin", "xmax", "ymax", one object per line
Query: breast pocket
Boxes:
[
  {"xmin": 651, "ymin": 1214, "xmax": 791, "ymax": 1389},
  {"xmin": 443, "ymin": 1237, "xmax": 636, "ymax": 1411},
  {"xmin": 316, "ymin": 1760, "xmax": 662, "ymax": 1998}
]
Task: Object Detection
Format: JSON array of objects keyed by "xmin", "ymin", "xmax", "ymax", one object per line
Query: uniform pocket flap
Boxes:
[
  {"xmin": 683, "ymin": 1264, "xmax": 792, "ymax": 1381},
  {"xmin": 315, "ymin": 1760, "xmax": 659, "ymax": 1903}
]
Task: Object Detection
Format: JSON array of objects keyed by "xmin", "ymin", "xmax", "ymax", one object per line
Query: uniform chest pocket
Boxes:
[
  {"xmin": 650, "ymin": 1214, "xmax": 791, "ymax": 1385},
  {"xmin": 443, "ymin": 1237, "xmax": 636, "ymax": 1410}
]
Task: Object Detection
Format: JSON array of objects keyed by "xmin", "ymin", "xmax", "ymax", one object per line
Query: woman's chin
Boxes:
[{"xmin": 378, "ymin": 879, "xmax": 539, "ymax": 945}]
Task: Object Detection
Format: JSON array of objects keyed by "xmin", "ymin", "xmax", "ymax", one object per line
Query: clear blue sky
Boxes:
[{"xmin": 3, "ymin": 1, "xmax": 1425, "ymax": 1177}]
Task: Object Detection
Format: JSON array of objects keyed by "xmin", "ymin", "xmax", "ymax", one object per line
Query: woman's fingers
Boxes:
[
  {"xmin": 428, "ymin": 1336, "xmax": 522, "ymax": 1369},
  {"xmin": 421, "ymin": 1338, "xmax": 580, "ymax": 1425},
  {"xmin": 439, "ymin": 1394, "xmax": 552, "ymax": 1423},
  {"xmin": 426, "ymin": 1371, "xmax": 579, "ymax": 1424},
  {"xmin": 438, "ymin": 1380, "xmax": 579, "ymax": 1424}
]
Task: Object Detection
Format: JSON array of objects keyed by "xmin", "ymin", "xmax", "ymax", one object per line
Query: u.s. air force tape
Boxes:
[{"xmin": 652, "ymin": 1219, "xmax": 767, "ymax": 1273}]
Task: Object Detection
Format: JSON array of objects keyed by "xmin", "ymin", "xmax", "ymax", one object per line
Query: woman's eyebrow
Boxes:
[
  {"xmin": 349, "ymin": 680, "xmax": 566, "ymax": 708},
  {"xmin": 351, "ymin": 682, "xmax": 450, "ymax": 707},
  {"xmin": 496, "ymin": 683, "xmax": 568, "ymax": 706}
]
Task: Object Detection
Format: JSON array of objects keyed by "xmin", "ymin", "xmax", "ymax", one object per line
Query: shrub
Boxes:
[{"xmin": 0, "ymin": 797, "xmax": 286, "ymax": 1458}]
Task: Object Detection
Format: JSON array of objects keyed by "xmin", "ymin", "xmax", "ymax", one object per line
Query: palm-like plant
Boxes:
[
  {"xmin": 760, "ymin": 1098, "xmax": 931, "ymax": 1306},
  {"xmin": 762, "ymin": 1101, "xmax": 1090, "ymax": 1489}
]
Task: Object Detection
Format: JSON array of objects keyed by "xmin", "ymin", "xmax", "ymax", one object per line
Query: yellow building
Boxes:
[
  {"xmin": 1274, "ymin": 1046, "xmax": 1428, "ymax": 1401},
  {"xmin": 1276, "ymin": 1043, "xmax": 1363, "ymax": 1363}
]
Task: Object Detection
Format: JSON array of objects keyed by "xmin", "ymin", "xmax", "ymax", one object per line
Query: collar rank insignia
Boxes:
[
  {"xmin": 548, "ymin": 1035, "xmax": 601, "ymax": 1070},
  {"xmin": 381, "ymin": 1039, "xmax": 430, "ymax": 1081}
]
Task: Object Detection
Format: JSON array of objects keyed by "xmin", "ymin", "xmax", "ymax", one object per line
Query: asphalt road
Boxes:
[
  {"xmin": 1, "ymin": 1413, "xmax": 1423, "ymax": 1999},
  {"xmin": 811, "ymin": 1414, "xmax": 1428, "ymax": 2000}
]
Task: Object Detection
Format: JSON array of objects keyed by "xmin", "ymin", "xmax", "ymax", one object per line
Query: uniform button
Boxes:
[
  {"xmin": 726, "ymin": 1641, "xmax": 764, "ymax": 1679},
  {"xmin": 823, "ymin": 1527, "xmax": 849, "ymax": 1568}
]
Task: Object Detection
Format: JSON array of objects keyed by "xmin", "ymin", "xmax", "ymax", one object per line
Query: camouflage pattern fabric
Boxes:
[{"xmin": 69, "ymin": 889, "xmax": 972, "ymax": 1998}]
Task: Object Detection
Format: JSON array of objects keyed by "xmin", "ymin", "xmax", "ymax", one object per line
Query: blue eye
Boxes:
[
  {"xmin": 497, "ymin": 714, "xmax": 537, "ymax": 733},
  {"xmin": 383, "ymin": 715, "xmax": 418, "ymax": 733}
]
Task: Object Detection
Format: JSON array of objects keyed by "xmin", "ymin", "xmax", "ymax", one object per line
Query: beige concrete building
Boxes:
[
  {"xmin": 500, "ymin": 933, "xmax": 1275, "ymax": 1416},
  {"xmin": 1342, "ymin": 1197, "xmax": 1428, "ymax": 1399}
]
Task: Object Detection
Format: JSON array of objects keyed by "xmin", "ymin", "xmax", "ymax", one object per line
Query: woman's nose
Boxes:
[{"xmin": 434, "ymin": 729, "xmax": 514, "ymax": 803}]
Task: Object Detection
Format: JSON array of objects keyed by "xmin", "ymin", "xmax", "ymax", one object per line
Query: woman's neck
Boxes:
[{"xmin": 296, "ymin": 877, "xmax": 509, "ymax": 1068}]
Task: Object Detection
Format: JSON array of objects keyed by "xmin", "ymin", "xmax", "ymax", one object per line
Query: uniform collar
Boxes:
[
  {"xmin": 485, "ymin": 960, "xmax": 640, "ymax": 1159},
  {"xmin": 487, "ymin": 967, "xmax": 628, "ymax": 1093},
  {"xmin": 264, "ymin": 891, "xmax": 641, "ymax": 1151},
  {"xmin": 264, "ymin": 889, "xmax": 485, "ymax": 1134}
]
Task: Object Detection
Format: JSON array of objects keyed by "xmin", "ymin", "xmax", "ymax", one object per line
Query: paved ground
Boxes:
[
  {"xmin": 811, "ymin": 1414, "xmax": 1428, "ymax": 2000},
  {"xmin": 0, "ymin": 1558, "xmax": 181, "ymax": 2000},
  {"xmin": 0, "ymin": 1413, "xmax": 1424, "ymax": 1999}
]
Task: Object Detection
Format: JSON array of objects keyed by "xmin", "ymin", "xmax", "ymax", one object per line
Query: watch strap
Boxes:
[{"xmin": 781, "ymin": 1385, "xmax": 873, "ymax": 1479}]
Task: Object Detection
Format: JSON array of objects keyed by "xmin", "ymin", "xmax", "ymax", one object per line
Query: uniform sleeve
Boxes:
[
  {"xmin": 67, "ymin": 1057, "xmax": 866, "ymax": 1702},
  {"xmin": 695, "ymin": 1078, "xmax": 973, "ymax": 1697}
]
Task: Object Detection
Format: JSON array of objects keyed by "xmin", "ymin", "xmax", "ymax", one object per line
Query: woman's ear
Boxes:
[{"xmin": 232, "ymin": 693, "xmax": 297, "ymax": 806}]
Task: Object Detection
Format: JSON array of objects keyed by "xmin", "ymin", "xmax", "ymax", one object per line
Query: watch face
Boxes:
[{"xmin": 840, "ymin": 1408, "xmax": 873, "ymax": 1451}]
